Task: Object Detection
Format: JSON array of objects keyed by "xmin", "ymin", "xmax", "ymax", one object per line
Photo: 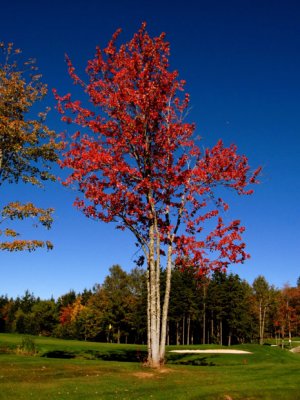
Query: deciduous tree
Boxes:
[
  {"xmin": 277, "ymin": 285, "xmax": 300, "ymax": 342},
  {"xmin": 55, "ymin": 24, "xmax": 260, "ymax": 367},
  {"xmin": 0, "ymin": 42, "xmax": 60, "ymax": 251},
  {"xmin": 252, "ymin": 275, "xmax": 273, "ymax": 344}
]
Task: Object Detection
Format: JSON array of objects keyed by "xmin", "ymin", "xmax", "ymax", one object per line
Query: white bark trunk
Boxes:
[
  {"xmin": 146, "ymin": 216, "xmax": 174, "ymax": 367},
  {"xmin": 148, "ymin": 223, "xmax": 160, "ymax": 368},
  {"xmin": 147, "ymin": 268, "xmax": 152, "ymax": 361},
  {"xmin": 159, "ymin": 244, "xmax": 172, "ymax": 361}
]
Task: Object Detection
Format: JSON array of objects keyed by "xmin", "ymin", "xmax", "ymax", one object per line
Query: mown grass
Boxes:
[{"xmin": 0, "ymin": 333, "xmax": 300, "ymax": 399}]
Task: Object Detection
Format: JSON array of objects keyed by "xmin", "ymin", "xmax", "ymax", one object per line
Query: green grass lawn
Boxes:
[{"xmin": 0, "ymin": 333, "xmax": 300, "ymax": 400}]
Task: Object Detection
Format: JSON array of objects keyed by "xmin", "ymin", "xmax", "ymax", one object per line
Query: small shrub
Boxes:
[{"xmin": 17, "ymin": 336, "xmax": 37, "ymax": 356}]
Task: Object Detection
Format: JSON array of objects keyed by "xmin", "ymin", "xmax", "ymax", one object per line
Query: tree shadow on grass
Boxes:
[
  {"xmin": 84, "ymin": 349, "xmax": 148, "ymax": 362},
  {"xmin": 41, "ymin": 350, "xmax": 76, "ymax": 359},
  {"xmin": 41, "ymin": 350, "xmax": 216, "ymax": 366},
  {"xmin": 41, "ymin": 349, "xmax": 148, "ymax": 362},
  {"xmin": 166, "ymin": 353, "xmax": 216, "ymax": 366}
]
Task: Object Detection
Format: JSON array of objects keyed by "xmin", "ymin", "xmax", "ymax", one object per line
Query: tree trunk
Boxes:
[
  {"xmin": 148, "ymin": 279, "xmax": 160, "ymax": 366},
  {"xmin": 146, "ymin": 218, "xmax": 174, "ymax": 367},
  {"xmin": 259, "ymin": 300, "xmax": 267, "ymax": 345},
  {"xmin": 146, "ymin": 268, "xmax": 152, "ymax": 361},
  {"xmin": 259, "ymin": 301, "xmax": 263, "ymax": 345},
  {"xmin": 117, "ymin": 326, "xmax": 121, "ymax": 344},
  {"xmin": 147, "ymin": 224, "xmax": 160, "ymax": 368},
  {"xmin": 147, "ymin": 226, "xmax": 174, "ymax": 367},
  {"xmin": 219, "ymin": 320, "xmax": 222, "ymax": 346},
  {"xmin": 287, "ymin": 300, "xmax": 292, "ymax": 347},
  {"xmin": 187, "ymin": 315, "xmax": 190, "ymax": 346},
  {"xmin": 261, "ymin": 305, "xmax": 267, "ymax": 345},
  {"xmin": 159, "ymin": 244, "xmax": 172, "ymax": 361},
  {"xmin": 182, "ymin": 314, "xmax": 185, "ymax": 345},
  {"xmin": 228, "ymin": 331, "xmax": 232, "ymax": 347},
  {"xmin": 167, "ymin": 320, "xmax": 170, "ymax": 346},
  {"xmin": 202, "ymin": 286, "xmax": 206, "ymax": 345},
  {"xmin": 211, "ymin": 316, "xmax": 214, "ymax": 342},
  {"xmin": 176, "ymin": 321, "xmax": 179, "ymax": 345}
]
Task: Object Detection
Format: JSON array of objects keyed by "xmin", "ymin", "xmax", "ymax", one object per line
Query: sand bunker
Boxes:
[
  {"xmin": 169, "ymin": 349, "xmax": 252, "ymax": 354},
  {"xmin": 290, "ymin": 346, "xmax": 300, "ymax": 353}
]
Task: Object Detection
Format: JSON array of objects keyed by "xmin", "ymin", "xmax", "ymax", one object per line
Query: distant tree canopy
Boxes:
[
  {"xmin": 1, "ymin": 267, "xmax": 299, "ymax": 345},
  {"xmin": 0, "ymin": 42, "xmax": 60, "ymax": 251}
]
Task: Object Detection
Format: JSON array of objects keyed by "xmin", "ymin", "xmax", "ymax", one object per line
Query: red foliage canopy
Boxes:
[{"xmin": 55, "ymin": 23, "xmax": 261, "ymax": 273}]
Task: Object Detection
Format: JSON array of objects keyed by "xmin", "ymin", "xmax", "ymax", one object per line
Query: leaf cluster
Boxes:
[{"xmin": 0, "ymin": 43, "xmax": 60, "ymax": 251}]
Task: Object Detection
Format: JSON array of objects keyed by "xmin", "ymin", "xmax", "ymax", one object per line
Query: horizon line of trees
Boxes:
[{"xmin": 1, "ymin": 266, "xmax": 299, "ymax": 346}]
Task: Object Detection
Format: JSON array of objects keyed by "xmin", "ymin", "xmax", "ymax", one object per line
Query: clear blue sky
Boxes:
[{"xmin": 1, "ymin": 0, "xmax": 299, "ymax": 299}]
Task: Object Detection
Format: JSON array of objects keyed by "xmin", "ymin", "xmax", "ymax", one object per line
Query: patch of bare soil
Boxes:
[
  {"xmin": 133, "ymin": 367, "xmax": 174, "ymax": 379},
  {"xmin": 158, "ymin": 368, "xmax": 173, "ymax": 374},
  {"xmin": 133, "ymin": 372, "xmax": 155, "ymax": 379}
]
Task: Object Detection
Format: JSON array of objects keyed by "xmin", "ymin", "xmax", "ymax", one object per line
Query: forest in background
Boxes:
[{"xmin": 1, "ymin": 266, "xmax": 299, "ymax": 346}]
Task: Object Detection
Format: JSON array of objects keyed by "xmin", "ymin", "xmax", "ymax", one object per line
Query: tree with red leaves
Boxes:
[
  {"xmin": 277, "ymin": 285, "xmax": 300, "ymax": 343},
  {"xmin": 55, "ymin": 24, "xmax": 260, "ymax": 367}
]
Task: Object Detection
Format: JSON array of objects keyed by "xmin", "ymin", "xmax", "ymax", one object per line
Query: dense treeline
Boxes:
[{"xmin": 1, "ymin": 266, "xmax": 299, "ymax": 345}]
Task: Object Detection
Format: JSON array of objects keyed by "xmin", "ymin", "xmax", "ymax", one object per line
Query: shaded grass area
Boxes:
[
  {"xmin": 0, "ymin": 334, "xmax": 300, "ymax": 399},
  {"xmin": 0, "ymin": 333, "xmax": 148, "ymax": 362}
]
